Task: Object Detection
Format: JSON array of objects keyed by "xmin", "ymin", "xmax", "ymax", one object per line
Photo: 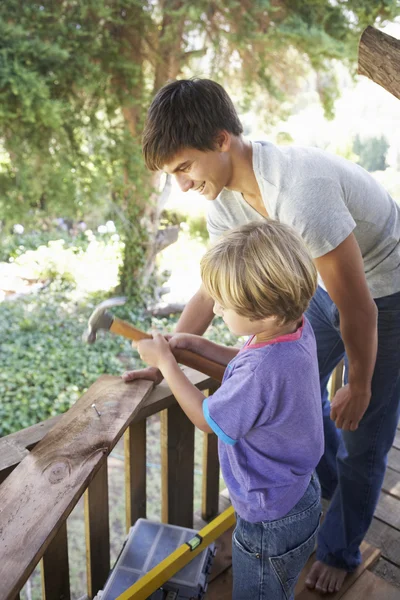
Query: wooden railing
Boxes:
[
  {"xmin": 0, "ymin": 360, "xmax": 345, "ymax": 600},
  {"xmin": 0, "ymin": 368, "xmax": 220, "ymax": 600}
]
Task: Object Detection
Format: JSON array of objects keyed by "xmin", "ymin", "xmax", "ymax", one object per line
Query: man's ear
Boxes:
[{"xmin": 214, "ymin": 130, "xmax": 231, "ymax": 152}]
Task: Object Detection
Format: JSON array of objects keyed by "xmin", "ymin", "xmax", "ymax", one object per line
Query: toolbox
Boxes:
[{"xmin": 97, "ymin": 519, "xmax": 216, "ymax": 600}]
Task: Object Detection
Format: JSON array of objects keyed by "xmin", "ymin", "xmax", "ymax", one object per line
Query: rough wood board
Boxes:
[
  {"xmin": 206, "ymin": 567, "xmax": 233, "ymax": 599},
  {"xmin": 366, "ymin": 518, "xmax": 400, "ymax": 567},
  {"xmin": 0, "ymin": 375, "xmax": 153, "ymax": 600},
  {"xmin": 371, "ymin": 557, "xmax": 400, "ymax": 590},
  {"xmin": 344, "ymin": 569, "xmax": 400, "ymax": 599},
  {"xmin": 383, "ymin": 467, "xmax": 400, "ymax": 500},
  {"xmin": 375, "ymin": 492, "xmax": 400, "ymax": 530},
  {"xmin": 295, "ymin": 541, "xmax": 380, "ymax": 599},
  {"xmin": 388, "ymin": 447, "xmax": 400, "ymax": 474}
]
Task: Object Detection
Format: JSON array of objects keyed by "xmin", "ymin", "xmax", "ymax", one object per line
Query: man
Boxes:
[{"xmin": 123, "ymin": 78, "xmax": 400, "ymax": 594}]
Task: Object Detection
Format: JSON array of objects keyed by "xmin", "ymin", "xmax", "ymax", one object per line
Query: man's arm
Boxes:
[
  {"xmin": 174, "ymin": 284, "xmax": 215, "ymax": 334},
  {"xmin": 315, "ymin": 233, "xmax": 378, "ymax": 431}
]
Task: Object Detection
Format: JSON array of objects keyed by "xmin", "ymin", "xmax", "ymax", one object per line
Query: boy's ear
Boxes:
[{"xmin": 214, "ymin": 130, "xmax": 231, "ymax": 152}]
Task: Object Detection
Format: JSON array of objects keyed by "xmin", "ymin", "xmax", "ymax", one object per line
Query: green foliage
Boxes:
[
  {"xmin": 187, "ymin": 215, "xmax": 209, "ymax": 244},
  {"xmin": 0, "ymin": 226, "xmax": 96, "ymax": 262},
  {"xmin": 353, "ymin": 134, "xmax": 389, "ymax": 172},
  {"xmin": 0, "ymin": 0, "xmax": 398, "ymax": 295}
]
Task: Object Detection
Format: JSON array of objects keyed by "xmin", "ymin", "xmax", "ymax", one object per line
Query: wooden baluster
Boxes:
[
  {"xmin": 41, "ymin": 521, "xmax": 70, "ymax": 600},
  {"xmin": 161, "ymin": 404, "xmax": 195, "ymax": 527},
  {"xmin": 330, "ymin": 360, "xmax": 344, "ymax": 399},
  {"xmin": 202, "ymin": 431, "xmax": 220, "ymax": 521},
  {"xmin": 84, "ymin": 461, "xmax": 110, "ymax": 597},
  {"xmin": 125, "ymin": 419, "xmax": 147, "ymax": 532},
  {"xmin": 201, "ymin": 383, "xmax": 220, "ymax": 521}
]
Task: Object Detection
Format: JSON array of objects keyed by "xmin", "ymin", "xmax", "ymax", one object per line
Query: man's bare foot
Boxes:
[{"xmin": 305, "ymin": 560, "xmax": 347, "ymax": 594}]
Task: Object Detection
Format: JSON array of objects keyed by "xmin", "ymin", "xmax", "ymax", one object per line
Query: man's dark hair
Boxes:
[{"xmin": 142, "ymin": 78, "xmax": 243, "ymax": 171}]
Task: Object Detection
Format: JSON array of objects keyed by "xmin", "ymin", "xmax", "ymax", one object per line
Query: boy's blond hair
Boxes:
[{"xmin": 201, "ymin": 220, "xmax": 317, "ymax": 325}]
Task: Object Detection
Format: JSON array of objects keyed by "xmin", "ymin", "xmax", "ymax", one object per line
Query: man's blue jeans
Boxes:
[
  {"xmin": 232, "ymin": 475, "xmax": 321, "ymax": 600},
  {"xmin": 306, "ymin": 286, "xmax": 400, "ymax": 571}
]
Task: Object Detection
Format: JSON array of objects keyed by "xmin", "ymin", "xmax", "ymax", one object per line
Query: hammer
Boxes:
[{"xmin": 83, "ymin": 297, "xmax": 225, "ymax": 382}]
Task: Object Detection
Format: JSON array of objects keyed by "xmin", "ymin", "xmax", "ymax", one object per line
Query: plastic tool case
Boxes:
[{"xmin": 99, "ymin": 518, "xmax": 216, "ymax": 600}]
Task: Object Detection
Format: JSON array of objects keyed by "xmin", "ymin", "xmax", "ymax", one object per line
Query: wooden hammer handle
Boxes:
[{"xmin": 110, "ymin": 317, "xmax": 225, "ymax": 382}]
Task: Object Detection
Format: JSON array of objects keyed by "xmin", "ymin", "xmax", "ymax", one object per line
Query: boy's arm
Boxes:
[
  {"xmin": 137, "ymin": 334, "xmax": 212, "ymax": 432},
  {"xmin": 170, "ymin": 333, "xmax": 239, "ymax": 366},
  {"xmin": 160, "ymin": 356, "xmax": 213, "ymax": 432}
]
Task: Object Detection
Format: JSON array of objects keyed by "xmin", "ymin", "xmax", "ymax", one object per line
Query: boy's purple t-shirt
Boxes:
[{"xmin": 203, "ymin": 317, "xmax": 323, "ymax": 523}]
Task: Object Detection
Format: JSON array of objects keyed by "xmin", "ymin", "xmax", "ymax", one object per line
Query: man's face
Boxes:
[{"xmin": 162, "ymin": 141, "xmax": 232, "ymax": 201}]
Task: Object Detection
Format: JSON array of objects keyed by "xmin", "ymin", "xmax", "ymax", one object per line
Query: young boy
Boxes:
[{"xmin": 136, "ymin": 220, "xmax": 323, "ymax": 600}]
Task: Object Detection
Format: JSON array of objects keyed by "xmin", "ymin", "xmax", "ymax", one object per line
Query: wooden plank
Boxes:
[
  {"xmin": 161, "ymin": 403, "xmax": 195, "ymax": 528},
  {"xmin": 366, "ymin": 518, "xmax": 400, "ymax": 567},
  {"xmin": 206, "ymin": 567, "xmax": 233, "ymax": 600},
  {"xmin": 371, "ymin": 557, "xmax": 400, "ymax": 589},
  {"xmin": 125, "ymin": 419, "xmax": 147, "ymax": 530},
  {"xmin": 388, "ymin": 447, "xmax": 400, "ymax": 474},
  {"xmin": 342, "ymin": 569, "xmax": 400, "ymax": 599},
  {"xmin": 383, "ymin": 467, "xmax": 400, "ymax": 500},
  {"xmin": 201, "ymin": 431, "xmax": 220, "ymax": 521},
  {"xmin": 295, "ymin": 541, "xmax": 380, "ymax": 599},
  {"xmin": 41, "ymin": 521, "xmax": 70, "ymax": 600},
  {"xmin": 85, "ymin": 461, "xmax": 110, "ymax": 597},
  {"xmin": 375, "ymin": 492, "xmax": 400, "ymax": 530},
  {"xmin": 0, "ymin": 375, "xmax": 154, "ymax": 600}
]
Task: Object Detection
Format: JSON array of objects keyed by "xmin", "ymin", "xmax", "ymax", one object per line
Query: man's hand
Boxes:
[
  {"xmin": 137, "ymin": 333, "xmax": 175, "ymax": 370},
  {"xmin": 330, "ymin": 384, "xmax": 371, "ymax": 431},
  {"xmin": 122, "ymin": 366, "xmax": 163, "ymax": 385}
]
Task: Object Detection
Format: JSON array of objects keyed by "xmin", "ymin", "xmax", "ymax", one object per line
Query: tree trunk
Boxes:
[{"xmin": 358, "ymin": 26, "xmax": 400, "ymax": 100}]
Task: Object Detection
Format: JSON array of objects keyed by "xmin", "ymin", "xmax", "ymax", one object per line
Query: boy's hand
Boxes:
[
  {"xmin": 137, "ymin": 333, "xmax": 175, "ymax": 370},
  {"xmin": 167, "ymin": 332, "xmax": 199, "ymax": 352}
]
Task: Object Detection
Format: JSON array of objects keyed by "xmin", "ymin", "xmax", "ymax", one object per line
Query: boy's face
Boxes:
[
  {"xmin": 162, "ymin": 135, "xmax": 232, "ymax": 201},
  {"xmin": 213, "ymin": 301, "xmax": 275, "ymax": 337}
]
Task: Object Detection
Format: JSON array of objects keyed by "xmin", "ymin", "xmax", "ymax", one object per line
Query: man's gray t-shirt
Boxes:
[{"xmin": 207, "ymin": 141, "xmax": 400, "ymax": 298}]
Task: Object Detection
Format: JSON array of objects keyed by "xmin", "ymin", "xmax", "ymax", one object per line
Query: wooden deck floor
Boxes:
[{"xmin": 206, "ymin": 425, "xmax": 400, "ymax": 599}]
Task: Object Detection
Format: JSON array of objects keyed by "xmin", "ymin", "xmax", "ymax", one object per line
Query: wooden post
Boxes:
[
  {"xmin": 201, "ymin": 431, "xmax": 220, "ymax": 521},
  {"xmin": 161, "ymin": 404, "xmax": 195, "ymax": 527},
  {"xmin": 125, "ymin": 419, "xmax": 147, "ymax": 531},
  {"xmin": 41, "ymin": 521, "xmax": 70, "ymax": 600},
  {"xmin": 84, "ymin": 461, "xmax": 110, "ymax": 597},
  {"xmin": 358, "ymin": 26, "xmax": 400, "ymax": 99}
]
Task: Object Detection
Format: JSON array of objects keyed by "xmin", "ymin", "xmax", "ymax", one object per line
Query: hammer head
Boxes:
[{"xmin": 83, "ymin": 297, "xmax": 127, "ymax": 343}]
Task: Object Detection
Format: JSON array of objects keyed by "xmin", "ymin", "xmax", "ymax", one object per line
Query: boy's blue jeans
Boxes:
[
  {"xmin": 232, "ymin": 475, "xmax": 321, "ymax": 600},
  {"xmin": 306, "ymin": 286, "xmax": 400, "ymax": 571}
]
